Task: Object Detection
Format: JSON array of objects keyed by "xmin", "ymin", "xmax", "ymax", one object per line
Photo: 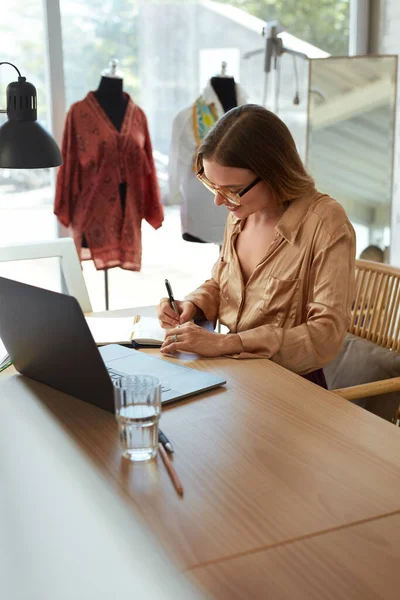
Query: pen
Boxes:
[
  {"xmin": 165, "ymin": 278, "xmax": 180, "ymax": 318},
  {"xmin": 159, "ymin": 428, "xmax": 174, "ymax": 453},
  {"xmin": 158, "ymin": 443, "xmax": 184, "ymax": 497}
]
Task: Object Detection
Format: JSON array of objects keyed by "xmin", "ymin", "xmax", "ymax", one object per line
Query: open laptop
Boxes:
[{"xmin": 0, "ymin": 277, "xmax": 226, "ymax": 413}]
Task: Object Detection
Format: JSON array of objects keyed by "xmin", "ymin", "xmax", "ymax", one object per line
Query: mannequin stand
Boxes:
[{"xmin": 104, "ymin": 270, "xmax": 109, "ymax": 310}]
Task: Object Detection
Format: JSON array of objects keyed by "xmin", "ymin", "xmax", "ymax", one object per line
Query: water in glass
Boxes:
[
  {"xmin": 117, "ymin": 404, "xmax": 159, "ymax": 461},
  {"xmin": 113, "ymin": 374, "xmax": 161, "ymax": 462}
]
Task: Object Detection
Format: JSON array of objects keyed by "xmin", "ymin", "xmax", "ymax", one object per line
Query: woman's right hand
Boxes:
[{"xmin": 157, "ymin": 298, "xmax": 197, "ymax": 329}]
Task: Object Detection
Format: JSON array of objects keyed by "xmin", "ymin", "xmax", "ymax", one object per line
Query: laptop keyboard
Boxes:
[{"xmin": 106, "ymin": 368, "xmax": 171, "ymax": 393}]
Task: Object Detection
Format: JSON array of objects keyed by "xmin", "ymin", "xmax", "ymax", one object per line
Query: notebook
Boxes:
[{"xmin": 85, "ymin": 315, "xmax": 166, "ymax": 347}]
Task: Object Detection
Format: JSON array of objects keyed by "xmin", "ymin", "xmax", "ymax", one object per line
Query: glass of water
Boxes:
[{"xmin": 113, "ymin": 375, "xmax": 161, "ymax": 462}]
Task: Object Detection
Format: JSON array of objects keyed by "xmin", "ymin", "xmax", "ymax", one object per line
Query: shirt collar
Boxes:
[{"xmin": 275, "ymin": 191, "xmax": 319, "ymax": 245}]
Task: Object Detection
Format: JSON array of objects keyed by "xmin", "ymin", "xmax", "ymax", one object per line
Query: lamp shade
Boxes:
[
  {"xmin": 0, "ymin": 64, "xmax": 62, "ymax": 169},
  {"xmin": 0, "ymin": 119, "xmax": 62, "ymax": 168}
]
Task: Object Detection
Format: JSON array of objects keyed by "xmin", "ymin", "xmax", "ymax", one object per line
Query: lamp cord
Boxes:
[
  {"xmin": 0, "ymin": 62, "xmax": 24, "ymax": 114},
  {"xmin": 0, "ymin": 62, "xmax": 22, "ymax": 78}
]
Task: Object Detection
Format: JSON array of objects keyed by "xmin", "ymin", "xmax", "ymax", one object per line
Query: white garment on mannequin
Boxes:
[{"xmin": 168, "ymin": 80, "xmax": 248, "ymax": 245}]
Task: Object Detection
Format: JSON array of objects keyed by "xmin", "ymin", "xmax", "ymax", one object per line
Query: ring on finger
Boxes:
[{"xmin": 173, "ymin": 334, "xmax": 178, "ymax": 343}]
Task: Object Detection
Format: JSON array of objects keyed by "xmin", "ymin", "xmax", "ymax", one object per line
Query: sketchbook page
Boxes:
[{"xmin": 131, "ymin": 317, "xmax": 166, "ymax": 345}]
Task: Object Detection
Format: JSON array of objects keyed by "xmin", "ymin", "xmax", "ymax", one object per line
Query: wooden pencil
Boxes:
[{"xmin": 158, "ymin": 442, "xmax": 184, "ymax": 497}]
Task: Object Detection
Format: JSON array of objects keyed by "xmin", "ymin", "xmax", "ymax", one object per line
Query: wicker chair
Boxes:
[{"xmin": 332, "ymin": 259, "xmax": 400, "ymax": 423}]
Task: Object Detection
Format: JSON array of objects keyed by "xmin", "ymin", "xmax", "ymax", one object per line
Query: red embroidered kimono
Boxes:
[{"xmin": 54, "ymin": 92, "xmax": 164, "ymax": 270}]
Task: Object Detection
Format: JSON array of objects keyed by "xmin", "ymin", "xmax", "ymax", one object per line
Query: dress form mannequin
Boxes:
[
  {"xmin": 85, "ymin": 59, "xmax": 128, "ymax": 309},
  {"xmin": 209, "ymin": 77, "xmax": 237, "ymax": 112},
  {"xmin": 94, "ymin": 59, "xmax": 128, "ymax": 211},
  {"xmin": 95, "ymin": 76, "xmax": 128, "ymax": 131},
  {"xmin": 210, "ymin": 62, "xmax": 237, "ymax": 112},
  {"xmin": 95, "ymin": 58, "xmax": 128, "ymax": 130},
  {"xmin": 183, "ymin": 62, "xmax": 237, "ymax": 245}
]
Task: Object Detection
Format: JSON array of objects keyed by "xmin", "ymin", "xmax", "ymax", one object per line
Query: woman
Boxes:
[{"xmin": 157, "ymin": 105, "xmax": 355, "ymax": 386}]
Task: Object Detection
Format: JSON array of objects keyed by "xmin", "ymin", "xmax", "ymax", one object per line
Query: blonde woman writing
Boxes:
[{"xmin": 157, "ymin": 105, "xmax": 355, "ymax": 387}]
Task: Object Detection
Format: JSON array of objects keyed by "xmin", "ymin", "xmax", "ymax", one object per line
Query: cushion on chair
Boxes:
[{"xmin": 323, "ymin": 333, "xmax": 400, "ymax": 422}]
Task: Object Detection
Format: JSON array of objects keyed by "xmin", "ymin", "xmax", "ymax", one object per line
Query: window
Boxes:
[
  {"xmin": 1, "ymin": 1, "xmax": 355, "ymax": 310},
  {"xmin": 0, "ymin": 1, "xmax": 54, "ymax": 247},
  {"xmin": 60, "ymin": 0, "xmax": 242, "ymax": 310},
  {"xmin": 222, "ymin": 0, "xmax": 350, "ymax": 56},
  {"xmin": 0, "ymin": 1, "xmax": 57, "ymax": 290}
]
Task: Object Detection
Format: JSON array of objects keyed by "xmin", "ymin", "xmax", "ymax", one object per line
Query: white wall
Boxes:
[{"xmin": 380, "ymin": 0, "xmax": 400, "ymax": 266}]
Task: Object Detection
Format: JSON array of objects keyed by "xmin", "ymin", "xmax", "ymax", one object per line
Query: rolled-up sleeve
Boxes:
[{"xmin": 234, "ymin": 222, "xmax": 356, "ymax": 373}]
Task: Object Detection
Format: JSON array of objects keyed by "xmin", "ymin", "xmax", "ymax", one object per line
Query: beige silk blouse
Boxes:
[{"xmin": 185, "ymin": 190, "xmax": 356, "ymax": 374}]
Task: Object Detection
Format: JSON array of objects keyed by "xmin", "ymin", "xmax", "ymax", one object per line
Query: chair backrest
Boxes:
[
  {"xmin": 0, "ymin": 238, "xmax": 92, "ymax": 313},
  {"xmin": 350, "ymin": 259, "xmax": 400, "ymax": 352}
]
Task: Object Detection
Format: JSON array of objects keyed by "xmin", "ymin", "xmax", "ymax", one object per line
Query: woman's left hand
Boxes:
[{"xmin": 160, "ymin": 322, "xmax": 225, "ymax": 357}]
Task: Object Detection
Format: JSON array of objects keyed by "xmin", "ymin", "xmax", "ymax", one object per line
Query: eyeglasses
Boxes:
[{"xmin": 196, "ymin": 167, "xmax": 262, "ymax": 206}]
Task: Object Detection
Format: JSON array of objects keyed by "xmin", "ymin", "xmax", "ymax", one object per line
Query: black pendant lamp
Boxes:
[{"xmin": 0, "ymin": 62, "xmax": 62, "ymax": 169}]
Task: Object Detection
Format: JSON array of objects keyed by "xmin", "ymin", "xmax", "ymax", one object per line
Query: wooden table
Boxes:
[{"xmin": 2, "ymin": 307, "xmax": 400, "ymax": 598}]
